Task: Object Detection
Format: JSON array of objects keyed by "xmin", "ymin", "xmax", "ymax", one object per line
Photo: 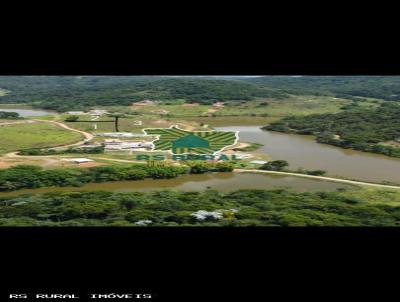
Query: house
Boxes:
[
  {"xmin": 250, "ymin": 160, "xmax": 268, "ymax": 165},
  {"xmin": 63, "ymin": 158, "xmax": 94, "ymax": 164},
  {"xmin": 66, "ymin": 111, "xmax": 86, "ymax": 115},
  {"xmin": 104, "ymin": 140, "xmax": 153, "ymax": 151},
  {"xmin": 213, "ymin": 101, "xmax": 225, "ymax": 108},
  {"xmin": 134, "ymin": 100, "xmax": 158, "ymax": 106},
  {"xmin": 88, "ymin": 109, "xmax": 110, "ymax": 116},
  {"xmin": 98, "ymin": 132, "xmax": 136, "ymax": 138}
]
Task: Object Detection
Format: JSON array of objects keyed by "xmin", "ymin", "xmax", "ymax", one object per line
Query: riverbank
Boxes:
[{"xmin": 234, "ymin": 169, "xmax": 400, "ymax": 190}]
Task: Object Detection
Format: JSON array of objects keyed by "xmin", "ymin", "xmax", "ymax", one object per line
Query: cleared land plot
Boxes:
[
  {"xmin": 0, "ymin": 123, "xmax": 83, "ymax": 154},
  {"xmin": 216, "ymin": 96, "xmax": 353, "ymax": 117},
  {"xmin": 131, "ymin": 104, "xmax": 212, "ymax": 117}
]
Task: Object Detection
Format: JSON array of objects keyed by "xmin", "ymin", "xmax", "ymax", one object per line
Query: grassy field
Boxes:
[
  {"xmin": 0, "ymin": 122, "xmax": 84, "ymax": 154},
  {"xmin": 131, "ymin": 103, "xmax": 212, "ymax": 117},
  {"xmin": 113, "ymin": 96, "xmax": 354, "ymax": 118},
  {"xmin": 214, "ymin": 95, "xmax": 352, "ymax": 117},
  {"xmin": 62, "ymin": 115, "xmax": 210, "ymax": 133}
]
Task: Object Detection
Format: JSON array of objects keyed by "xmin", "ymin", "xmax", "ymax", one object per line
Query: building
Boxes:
[
  {"xmin": 63, "ymin": 158, "xmax": 94, "ymax": 164},
  {"xmin": 88, "ymin": 109, "xmax": 110, "ymax": 116},
  {"xmin": 250, "ymin": 160, "xmax": 268, "ymax": 165},
  {"xmin": 98, "ymin": 132, "xmax": 137, "ymax": 138},
  {"xmin": 66, "ymin": 111, "xmax": 86, "ymax": 115},
  {"xmin": 104, "ymin": 140, "xmax": 153, "ymax": 151},
  {"xmin": 134, "ymin": 100, "xmax": 158, "ymax": 106}
]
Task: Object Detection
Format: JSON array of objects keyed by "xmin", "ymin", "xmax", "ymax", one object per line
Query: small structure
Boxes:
[
  {"xmin": 233, "ymin": 153, "xmax": 252, "ymax": 159},
  {"xmin": 135, "ymin": 220, "xmax": 153, "ymax": 226},
  {"xmin": 104, "ymin": 140, "xmax": 153, "ymax": 151},
  {"xmin": 98, "ymin": 132, "xmax": 136, "ymax": 138},
  {"xmin": 66, "ymin": 111, "xmax": 86, "ymax": 115},
  {"xmin": 250, "ymin": 160, "xmax": 268, "ymax": 165},
  {"xmin": 63, "ymin": 158, "xmax": 94, "ymax": 164},
  {"xmin": 191, "ymin": 210, "xmax": 223, "ymax": 221},
  {"xmin": 88, "ymin": 109, "xmax": 110, "ymax": 116},
  {"xmin": 213, "ymin": 101, "xmax": 225, "ymax": 108},
  {"xmin": 134, "ymin": 100, "xmax": 158, "ymax": 106}
]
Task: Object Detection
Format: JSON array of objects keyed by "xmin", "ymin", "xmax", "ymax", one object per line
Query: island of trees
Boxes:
[{"xmin": 0, "ymin": 162, "xmax": 235, "ymax": 192}]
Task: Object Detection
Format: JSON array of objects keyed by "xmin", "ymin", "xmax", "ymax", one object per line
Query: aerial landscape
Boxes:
[{"xmin": 1, "ymin": 75, "xmax": 400, "ymax": 226}]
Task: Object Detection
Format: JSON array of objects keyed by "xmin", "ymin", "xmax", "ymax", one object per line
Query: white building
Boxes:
[
  {"xmin": 88, "ymin": 109, "xmax": 110, "ymax": 116},
  {"xmin": 63, "ymin": 158, "xmax": 94, "ymax": 164},
  {"xmin": 250, "ymin": 160, "xmax": 268, "ymax": 165},
  {"xmin": 66, "ymin": 111, "xmax": 86, "ymax": 115},
  {"xmin": 98, "ymin": 132, "xmax": 136, "ymax": 138},
  {"xmin": 104, "ymin": 141, "xmax": 153, "ymax": 151}
]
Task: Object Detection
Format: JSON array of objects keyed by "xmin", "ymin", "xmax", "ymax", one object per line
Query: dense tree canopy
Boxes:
[
  {"xmin": 245, "ymin": 76, "xmax": 400, "ymax": 101},
  {"xmin": 1, "ymin": 189, "xmax": 400, "ymax": 226},
  {"xmin": 0, "ymin": 111, "xmax": 19, "ymax": 119},
  {"xmin": 0, "ymin": 76, "xmax": 286, "ymax": 112}
]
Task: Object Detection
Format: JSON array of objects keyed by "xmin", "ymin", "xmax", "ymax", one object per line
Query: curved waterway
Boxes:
[
  {"xmin": 0, "ymin": 172, "xmax": 356, "ymax": 198},
  {"xmin": 216, "ymin": 126, "xmax": 400, "ymax": 183}
]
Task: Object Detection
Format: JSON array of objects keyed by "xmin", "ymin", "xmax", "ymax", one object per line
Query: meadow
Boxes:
[{"xmin": 0, "ymin": 122, "xmax": 83, "ymax": 154}]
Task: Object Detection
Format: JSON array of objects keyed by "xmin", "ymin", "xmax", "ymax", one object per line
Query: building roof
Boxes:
[
  {"xmin": 64, "ymin": 158, "xmax": 94, "ymax": 163},
  {"xmin": 250, "ymin": 160, "xmax": 268, "ymax": 165}
]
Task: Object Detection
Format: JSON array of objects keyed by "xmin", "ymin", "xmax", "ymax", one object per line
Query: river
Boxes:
[
  {"xmin": 0, "ymin": 172, "xmax": 357, "ymax": 198},
  {"xmin": 216, "ymin": 125, "xmax": 400, "ymax": 183}
]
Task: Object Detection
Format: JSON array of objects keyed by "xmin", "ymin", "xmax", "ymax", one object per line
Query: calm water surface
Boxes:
[
  {"xmin": 0, "ymin": 107, "xmax": 54, "ymax": 117},
  {"xmin": 0, "ymin": 172, "xmax": 356, "ymax": 198},
  {"xmin": 216, "ymin": 126, "xmax": 400, "ymax": 183}
]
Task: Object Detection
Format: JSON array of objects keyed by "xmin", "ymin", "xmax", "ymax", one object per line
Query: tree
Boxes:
[
  {"xmin": 107, "ymin": 113, "xmax": 125, "ymax": 132},
  {"xmin": 0, "ymin": 111, "xmax": 19, "ymax": 119},
  {"xmin": 260, "ymin": 160, "xmax": 289, "ymax": 171},
  {"xmin": 65, "ymin": 115, "xmax": 79, "ymax": 122}
]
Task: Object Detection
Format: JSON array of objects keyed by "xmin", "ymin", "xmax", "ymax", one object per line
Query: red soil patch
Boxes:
[{"xmin": 0, "ymin": 161, "xmax": 11, "ymax": 169}]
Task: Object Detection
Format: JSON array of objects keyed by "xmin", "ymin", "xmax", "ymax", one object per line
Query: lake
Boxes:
[
  {"xmin": 216, "ymin": 126, "xmax": 400, "ymax": 183},
  {"xmin": 0, "ymin": 172, "xmax": 356, "ymax": 198},
  {"xmin": 0, "ymin": 107, "xmax": 54, "ymax": 117}
]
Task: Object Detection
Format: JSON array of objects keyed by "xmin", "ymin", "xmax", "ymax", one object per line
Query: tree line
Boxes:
[{"xmin": 0, "ymin": 162, "xmax": 235, "ymax": 192}]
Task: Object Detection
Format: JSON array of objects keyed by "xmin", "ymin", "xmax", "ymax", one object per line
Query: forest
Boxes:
[
  {"xmin": 1, "ymin": 188, "xmax": 400, "ymax": 226},
  {"xmin": 0, "ymin": 111, "xmax": 20, "ymax": 119},
  {"xmin": 245, "ymin": 76, "xmax": 400, "ymax": 101},
  {"xmin": 265, "ymin": 103, "xmax": 400, "ymax": 157},
  {"xmin": 3, "ymin": 76, "xmax": 400, "ymax": 112},
  {"xmin": 0, "ymin": 76, "xmax": 285, "ymax": 111},
  {"xmin": 0, "ymin": 162, "xmax": 235, "ymax": 192}
]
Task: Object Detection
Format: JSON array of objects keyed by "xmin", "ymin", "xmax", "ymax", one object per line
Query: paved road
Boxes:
[{"xmin": 234, "ymin": 169, "xmax": 400, "ymax": 190}]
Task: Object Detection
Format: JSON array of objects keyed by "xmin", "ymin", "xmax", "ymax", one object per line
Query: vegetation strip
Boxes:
[{"xmin": 234, "ymin": 169, "xmax": 400, "ymax": 189}]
